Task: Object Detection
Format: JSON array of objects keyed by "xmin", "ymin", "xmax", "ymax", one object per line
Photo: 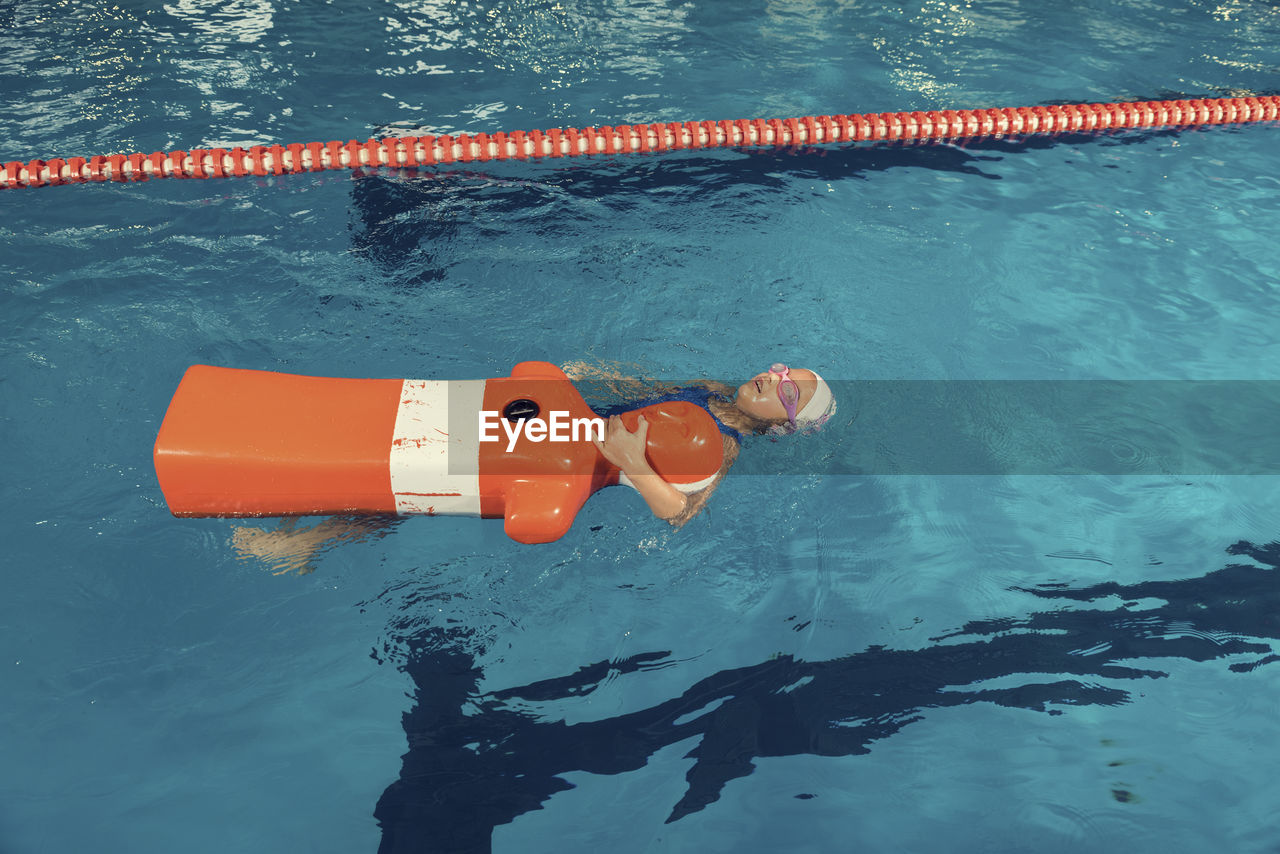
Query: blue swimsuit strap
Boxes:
[{"xmin": 598, "ymin": 385, "xmax": 743, "ymax": 442}]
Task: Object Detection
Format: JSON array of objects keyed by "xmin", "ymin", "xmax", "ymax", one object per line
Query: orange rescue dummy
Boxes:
[{"xmin": 153, "ymin": 361, "xmax": 723, "ymax": 543}]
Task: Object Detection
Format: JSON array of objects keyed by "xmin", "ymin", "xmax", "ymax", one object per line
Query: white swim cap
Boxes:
[
  {"xmin": 770, "ymin": 370, "xmax": 836, "ymax": 435},
  {"xmin": 796, "ymin": 370, "xmax": 836, "ymax": 426}
]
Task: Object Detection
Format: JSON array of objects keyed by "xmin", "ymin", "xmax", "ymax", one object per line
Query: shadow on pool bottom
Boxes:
[
  {"xmin": 372, "ymin": 539, "xmax": 1280, "ymax": 854},
  {"xmin": 345, "ymin": 122, "xmax": 1188, "ymax": 288}
]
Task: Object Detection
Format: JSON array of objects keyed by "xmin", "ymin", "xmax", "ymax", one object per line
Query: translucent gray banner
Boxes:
[
  {"xmin": 738, "ymin": 380, "xmax": 1280, "ymax": 476},
  {"xmin": 451, "ymin": 380, "xmax": 1280, "ymax": 476}
]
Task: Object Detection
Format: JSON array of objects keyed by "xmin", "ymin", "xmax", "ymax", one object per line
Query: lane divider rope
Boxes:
[{"xmin": 4, "ymin": 96, "xmax": 1277, "ymax": 189}]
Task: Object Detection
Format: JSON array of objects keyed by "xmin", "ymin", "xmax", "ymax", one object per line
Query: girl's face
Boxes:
[{"xmin": 735, "ymin": 367, "xmax": 818, "ymax": 421}]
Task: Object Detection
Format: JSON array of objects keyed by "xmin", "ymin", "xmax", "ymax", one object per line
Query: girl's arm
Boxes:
[
  {"xmin": 594, "ymin": 416, "xmax": 739, "ymax": 525},
  {"xmin": 624, "ymin": 467, "xmax": 690, "ymax": 521},
  {"xmin": 667, "ymin": 434, "xmax": 739, "ymax": 527},
  {"xmin": 593, "ymin": 415, "xmax": 686, "ymax": 520}
]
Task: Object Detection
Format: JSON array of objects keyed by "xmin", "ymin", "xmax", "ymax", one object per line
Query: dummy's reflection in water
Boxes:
[{"xmin": 373, "ymin": 539, "xmax": 1280, "ymax": 854}]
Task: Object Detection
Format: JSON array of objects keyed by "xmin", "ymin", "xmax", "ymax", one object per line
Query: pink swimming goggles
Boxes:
[{"xmin": 769, "ymin": 363, "xmax": 801, "ymax": 425}]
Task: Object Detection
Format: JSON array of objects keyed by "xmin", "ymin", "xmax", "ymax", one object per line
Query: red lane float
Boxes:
[
  {"xmin": 7, "ymin": 96, "xmax": 1279, "ymax": 189},
  {"xmin": 153, "ymin": 362, "xmax": 723, "ymax": 544}
]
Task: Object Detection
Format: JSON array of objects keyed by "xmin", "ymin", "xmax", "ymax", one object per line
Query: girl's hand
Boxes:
[{"xmin": 592, "ymin": 414, "xmax": 651, "ymax": 473}]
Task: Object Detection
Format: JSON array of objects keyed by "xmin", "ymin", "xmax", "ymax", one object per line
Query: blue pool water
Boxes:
[{"xmin": 4, "ymin": 1, "xmax": 1280, "ymax": 852}]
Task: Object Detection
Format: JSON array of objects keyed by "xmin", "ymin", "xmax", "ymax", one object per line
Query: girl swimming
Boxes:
[{"xmin": 231, "ymin": 362, "xmax": 836, "ymax": 572}]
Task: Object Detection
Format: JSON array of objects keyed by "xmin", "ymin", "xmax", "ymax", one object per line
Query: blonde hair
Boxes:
[{"xmin": 704, "ymin": 387, "xmax": 786, "ymax": 436}]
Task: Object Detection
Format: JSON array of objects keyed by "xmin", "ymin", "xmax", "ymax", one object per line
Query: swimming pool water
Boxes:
[{"xmin": 4, "ymin": 1, "xmax": 1280, "ymax": 852}]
